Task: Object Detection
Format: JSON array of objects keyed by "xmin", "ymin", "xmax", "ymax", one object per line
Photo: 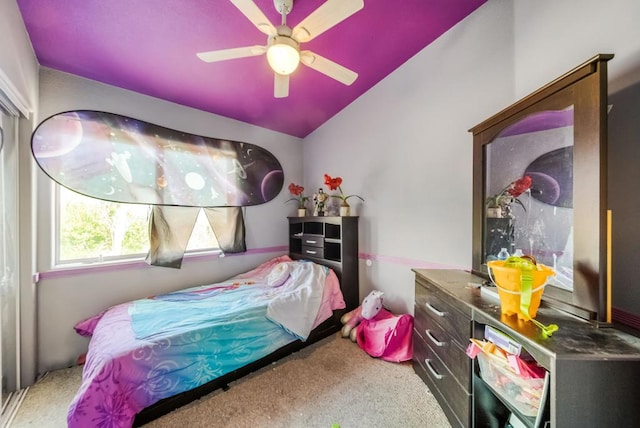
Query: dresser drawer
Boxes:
[
  {"xmin": 413, "ymin": 334, "xmax": 471, "ymax": 426},
  {"xmin": 415, "ymin": 275, "xmax": 471, "ymax": 315},
  {"xmin": 301, "ymin": 245, "xmax": 324, "ymax": 258},
  {"xmin": 301, "ymin": 234, "xmax": 324, "ymax": 247},
  {"xmin": 414, "ymin": 306, "xmax": 471, "ymax": 392},
  {"xmin": 415, "ymin": 281, "xmax": 471, "ymax": 347}
]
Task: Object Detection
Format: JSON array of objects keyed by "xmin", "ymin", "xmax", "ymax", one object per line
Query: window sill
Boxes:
[
  {"xmin": 37, "ymin": 245, "xmax": 289, "ymax": 282},
  {"xmin": 39, "ymin": 249, "xmax": 223, "ymax": 281}
]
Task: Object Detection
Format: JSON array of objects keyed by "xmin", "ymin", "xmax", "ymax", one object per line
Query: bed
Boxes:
[{"xmin": 67, "ymin": 255, "xmax": 349, "ymax": 428}]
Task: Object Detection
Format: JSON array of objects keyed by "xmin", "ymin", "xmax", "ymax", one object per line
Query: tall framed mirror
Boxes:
[{"xmin": 470, "ymin": 54, "xmax": 613, "ymax": 322}]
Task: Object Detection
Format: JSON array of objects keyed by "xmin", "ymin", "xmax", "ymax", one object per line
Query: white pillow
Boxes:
[{"xmin": 267, "ymin": 262, "xmax": 290, "ymax": 287}]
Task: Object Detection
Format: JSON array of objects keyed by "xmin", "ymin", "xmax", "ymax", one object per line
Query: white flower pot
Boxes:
[{"xmin": 487, "ymin": 207, "xmax": 502, "ymax": 218}]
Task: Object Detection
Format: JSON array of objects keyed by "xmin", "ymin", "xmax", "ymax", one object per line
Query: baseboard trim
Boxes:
[
  {"xmin": 612, "ymin": 307, "xmax": 640, "ymax": 331},
  {"xmin": 1, "ymin": 387, "xmax": 29, "ymax": 428}
]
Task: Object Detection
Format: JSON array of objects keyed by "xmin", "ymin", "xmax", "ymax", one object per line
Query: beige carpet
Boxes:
[{"xmin": 11, "ymin": 334, "xmax": 451, "ymax": 428}]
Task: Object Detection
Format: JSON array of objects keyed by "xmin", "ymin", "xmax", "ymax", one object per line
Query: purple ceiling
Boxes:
[{"xmin": 17, "ymin": 0, "xmax": 486, "ymax": 138}]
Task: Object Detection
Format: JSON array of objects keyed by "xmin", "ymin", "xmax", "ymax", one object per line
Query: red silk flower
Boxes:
[
  {"xmin": 324, "ymin": 174, "xmax": 342, "ymax": 191},
  {"xmin": 287, "ymin": 183, "xmax": 309, "ymax": 208},
  {"xmin": 508, "ymin": 175, "xmax": 532, "ymax": 198},
  {"xmin": 323, "ymin": 174, "xmax": 364, "ymax": 204},
  {"xmin": 288, "ymin": 183, "xmax": 304, "ymax": 196}
]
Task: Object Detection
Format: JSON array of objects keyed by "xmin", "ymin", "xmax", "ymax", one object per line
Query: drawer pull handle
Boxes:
[
  {"xmin": 305, "ymin": 250, "xmax": 317, "ymax": 255},
  {"xmin": 425, "ymin": 359, "xmax": 444, "ymax": 380},
  {"xmin": 305, "ymin": 240, "xmax": 317, "ymax": 244},
  {"xmin": 425, "ymin": 329, "xmax": 445, "ymax": 347},
  {"xmin": 425, "ymin": 302, "xmax": 445, "ymax": 317}
]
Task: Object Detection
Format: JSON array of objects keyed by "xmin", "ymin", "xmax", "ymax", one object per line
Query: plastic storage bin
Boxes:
[{"xmin": 477, "ymin": 352, "xmax": 545, "ymax": 417}]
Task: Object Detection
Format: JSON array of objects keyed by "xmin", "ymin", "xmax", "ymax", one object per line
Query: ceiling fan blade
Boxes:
[
  {"xmin": 292, "ymin": 0, "xmax": 364, "ymax": 43},
  {"xmin": 230, "ymin": 0, "xmax": 276, "ymax": 36},
  {"xmin": 274, "ymin": 73, "xmax": 289, "ymax": 98},
  {"xmin": 197, "ymin": 45, "xmax": 266, "ymax": 63},
  {"xmin": 300, "ymin": 51, "xmax": 358, "ymax": 86}
]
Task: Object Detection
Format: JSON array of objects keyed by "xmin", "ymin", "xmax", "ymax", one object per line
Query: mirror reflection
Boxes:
[{"xmin": 484, "ymin": 106, "xmax": 574, "ymax": 291}]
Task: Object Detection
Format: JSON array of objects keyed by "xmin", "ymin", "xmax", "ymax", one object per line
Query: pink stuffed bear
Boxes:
[{"xmin": 340, "ymin": 290, "xmax": 384, "ymax": 342}]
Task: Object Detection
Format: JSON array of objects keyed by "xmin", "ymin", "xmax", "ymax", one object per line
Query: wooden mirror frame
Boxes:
[{"xmin": 470, "ymin": 54, "xmax": 613, "ymax": 322}]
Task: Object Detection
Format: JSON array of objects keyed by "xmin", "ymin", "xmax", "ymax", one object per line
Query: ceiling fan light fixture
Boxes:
[{"xmin": 266, "ymin": 36, "xmax": 300, "ymax": 75}]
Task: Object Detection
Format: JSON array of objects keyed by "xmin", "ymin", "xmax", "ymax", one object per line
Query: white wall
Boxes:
[
  {"xmin": 513, "ymin": 0, "xmax": 640, "ymax": 96},
  {"xmin": 303, "ymin": 0, "xmax": 515, "ymax": 314},
  {"xmin": 512, "ymin": 0, "xmax": 640, "ymax": 320},
  {"xmin": 0, "ymin": 1, "xmax": 38, "ymax": 113},
  {"xmin": 303, "ymin": 0, "xmax": 640, "ymax": 317},
  {"xmin": 608, "ymin": 82, "xmax": 640, "ymax": 316},
  {"xmin": 36, "ymin": 69, "xmax": 304, "ymax": 372},
  {"xmin": 0, "ymin": 0, "xmax": 40, "ymax": 388}
]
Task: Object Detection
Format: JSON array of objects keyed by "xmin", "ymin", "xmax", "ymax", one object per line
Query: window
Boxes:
[
  {"xmin": 1, "ymin": 107, "xmax": 20, "ymax": 397},
  {"xmin": 56, "ymin": 185, "xmax": 219, "ymax": 265}
]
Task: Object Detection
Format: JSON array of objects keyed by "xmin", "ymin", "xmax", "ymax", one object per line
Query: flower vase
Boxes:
[
  {"xmin": 339, "ymin": 203, "xmax": 350, "ymax": 217},
  {"xmin": 297, "ymin": 208, "xmax": 306, "ymax": 217}
]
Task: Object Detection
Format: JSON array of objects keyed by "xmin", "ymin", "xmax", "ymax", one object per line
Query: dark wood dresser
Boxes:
[
  {"xmin": 412, "ymin": 269, "xmax": 640, "ymax": 428},
  {"xmin": 413, "ymin": 270, "xmax": 473, "ymax": 427}
]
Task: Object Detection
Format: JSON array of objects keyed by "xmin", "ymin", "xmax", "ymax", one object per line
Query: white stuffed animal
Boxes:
[{"xmin": 339, "ymin": 290, "xmax": 384, "ymax": 342}]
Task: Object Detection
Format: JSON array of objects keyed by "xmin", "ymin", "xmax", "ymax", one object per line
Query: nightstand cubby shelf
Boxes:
[{"xmin": 288, "ymin": 216, "xmax": 359, "ymax": 311}]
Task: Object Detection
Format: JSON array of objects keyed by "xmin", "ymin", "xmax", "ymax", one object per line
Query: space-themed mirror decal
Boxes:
[{"xmin": 31, "ymin": 110, "xmax": 284, "ymax": 207}]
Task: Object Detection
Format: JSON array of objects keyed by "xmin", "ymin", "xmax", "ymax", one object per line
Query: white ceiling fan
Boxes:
[{"xmin": 197, "ymin": 0, "xmax": 364, "ymax": 98}]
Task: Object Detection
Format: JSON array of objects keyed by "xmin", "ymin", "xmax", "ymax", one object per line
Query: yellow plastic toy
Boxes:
[{"xmin": 487, "ymin": 256, "xmax": 558, "ymax": 336}]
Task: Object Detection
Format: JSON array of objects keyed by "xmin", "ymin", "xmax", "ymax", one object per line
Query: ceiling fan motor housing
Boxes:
[{"xmin": 274, "ymin": 0, "xmax": 294, "ymax": 15}]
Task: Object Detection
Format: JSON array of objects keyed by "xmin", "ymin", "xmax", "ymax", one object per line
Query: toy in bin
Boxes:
[
  {"xmin": 487, "ymin": 255, "xmax": 559, "ymax": 336},
  {"xmin": 467, "ymin": 337, "xmax": 547, "ymax": 418}
]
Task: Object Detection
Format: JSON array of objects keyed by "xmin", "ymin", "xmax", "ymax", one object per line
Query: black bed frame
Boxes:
[{"xmin": 132, "ymin": 263, "xmax": 352, "ymax": 426}]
